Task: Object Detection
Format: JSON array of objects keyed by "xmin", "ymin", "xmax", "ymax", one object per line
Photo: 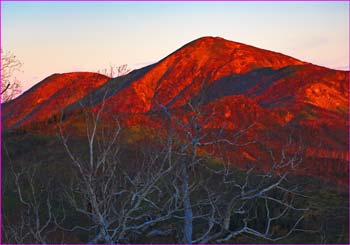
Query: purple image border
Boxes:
[
  {"xmin": 0, "ymin": 0, "xmax": 349, "ymax": 245},
  {"xmin": 1, "ymin": 0, "xmax": 350, "ymax": 2}
]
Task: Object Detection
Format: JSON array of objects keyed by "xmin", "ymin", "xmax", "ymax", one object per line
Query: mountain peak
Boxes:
[
  {"xmin": 189, "ymin": 36, "xmax": 229, "ymax": 44},
  {"xmin": 98, "ymin": 37, "xmax": 308, "ymax": 115},
  {"xmin": 165, "ymin": 36, "xmax": 305, "ymax": 74}
]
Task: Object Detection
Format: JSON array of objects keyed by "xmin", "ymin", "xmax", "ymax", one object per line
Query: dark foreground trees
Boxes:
[
  {"xmin": 3, "ymin": 99, "xmax": 346, "ymax": 243},
  {"xmin": 54, "ymin": 95, "xmax": 313, "ymax": 243},
  {"xmin": 2, "ymin": 162, "xmax": 65, "ymax": 243},
  {"xmin": 155, "ymin": 101, "xmax": 310, "ymax": 243},
  {"xmin": 57, "ymin": 95, "xmax": 178, "ymax": 243}
]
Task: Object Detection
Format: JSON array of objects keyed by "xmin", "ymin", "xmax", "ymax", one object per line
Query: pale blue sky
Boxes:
[{"xmin": 1, "ymin": 1, "xmax": 349, "ymax": 92}]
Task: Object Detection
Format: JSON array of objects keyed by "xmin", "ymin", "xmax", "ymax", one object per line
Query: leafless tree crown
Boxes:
[
  {"xmin": 1, "ymin": 49, "xmax": 22, "ymax": 102},
  {"xmin": 98, "ymin": 64, "xmax": 130, "ymax": 78}
]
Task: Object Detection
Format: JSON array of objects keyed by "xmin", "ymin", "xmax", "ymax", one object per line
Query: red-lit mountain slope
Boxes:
[
  {"xmin": 100, "ymin": 36, "xmax": 306, "ymax": 114},
  {"xmin": 80, "ymin": 37, "xmax": 346, "ymax": 133},
  {"xmin": 3, "ymin": 36, "xmax": 348, "ymax": 135},
  {"xmin": 85, "ymin": 37, "xmax": 348, "ymax": 149},
  {"xmin": 2, "ymin": 72, "xmax": 110, "ymax": 129},
  {"xmin": 2, "ymin": 37, "xmax": 349, "ymax": 182}
]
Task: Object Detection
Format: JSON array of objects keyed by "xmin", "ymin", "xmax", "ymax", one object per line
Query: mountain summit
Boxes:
[{"xmin": 93, "ymin": 36, "xmax": 307, "ymax": 114}]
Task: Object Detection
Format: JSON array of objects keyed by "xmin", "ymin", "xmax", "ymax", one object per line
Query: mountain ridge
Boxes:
[
  {"xmin": 92, "ymin": 36, "xmax": 309, "ymax": 114},
  {"xmin": 3, "ymin": 36, "xmax": 348, "ymax": 129},
  {"xmin": 2, "ymin": 37, "xmax": 349, "ymax": 183}
]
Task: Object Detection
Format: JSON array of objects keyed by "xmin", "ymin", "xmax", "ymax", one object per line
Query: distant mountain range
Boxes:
[{"xmin": 2, "ymin": 36, "xmax": 349, "ymax": 182}]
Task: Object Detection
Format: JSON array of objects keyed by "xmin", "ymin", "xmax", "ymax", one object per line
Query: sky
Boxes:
[{"xmin": 1, "ymin": 1, "xmax": 349, "ymax": 92}]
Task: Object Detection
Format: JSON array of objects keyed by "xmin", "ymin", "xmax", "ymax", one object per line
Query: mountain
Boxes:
[
  {"xmin": 2, "ymin": 36, "xmax": 349, "ymax": 182},
  {"xmin": 92, "ymin": 36, "xmax": 306, "ymax": 114},
  {"xmin": 2, "ymin": 72, "xmax": 110, "ymax": 129}
]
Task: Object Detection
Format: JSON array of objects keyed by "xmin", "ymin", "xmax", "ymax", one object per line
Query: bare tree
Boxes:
[
  {"xmin": 98, "ymin": 64, "xmax": 130, "ymax": 78},
  {"xmin": 2, "ymin": 161, "xmax": 65, "ymax": 244},
  {"xmin": 58, "ymin": 91, "xmax": 178, "ymax": 243},
  {"xmin": 157, "ymin": 99, "xmax": 312, "ymax": 244},
  {"xmin": 193, "ymin": 135, "xmax": 312, "ymax": 243},
  {"xmin": 158, "ymin": 101, "xmax": 218, "ymax": 243},
  {"xmin": 1, "ymin": 49, "xmax": 22, "ymax": 102}
]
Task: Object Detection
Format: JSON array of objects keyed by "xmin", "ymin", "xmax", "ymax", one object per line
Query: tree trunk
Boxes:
[
  {"xmin": 182, "ymin": 163, "xmax": 193, "ymax": 244},
  {"xmin": 223, "ymin": 199, "xmax": 234, "ymax": 230}
]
